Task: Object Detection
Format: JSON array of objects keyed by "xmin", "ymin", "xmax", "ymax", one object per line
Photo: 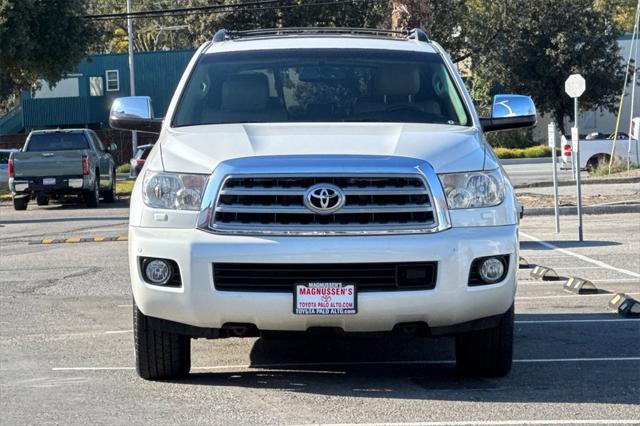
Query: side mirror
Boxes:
[
  {"xmin": 106, "ymin": 143, "xmax": 118, "ymax": 152},
  {"xmin": 480, "ymin": 94, "xmax": 537, "ymax": 132},
  {"xmin": 109, "ymin": 96, "xmax": 162, "ymax": 134}
]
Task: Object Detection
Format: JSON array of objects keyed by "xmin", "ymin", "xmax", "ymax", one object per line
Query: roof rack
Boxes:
[{"xmin": 211, "ymin": 27, "xmax": 429, "ymax": 43}]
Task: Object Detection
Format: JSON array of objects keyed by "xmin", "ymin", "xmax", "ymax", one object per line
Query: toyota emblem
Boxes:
[{"xmin": 303, "ymin": 183, "xmax": 345, "ymax": 214}]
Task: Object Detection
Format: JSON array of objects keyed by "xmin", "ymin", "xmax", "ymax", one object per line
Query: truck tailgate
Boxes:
[{"xmin": 12, "ymin": 150, "xmax": 85, "ymax": 177}]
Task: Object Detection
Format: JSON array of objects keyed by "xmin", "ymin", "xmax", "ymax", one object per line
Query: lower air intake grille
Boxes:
[{"xmin": 213, "ymin": 262, "xmax": 438, "ymax": 292}]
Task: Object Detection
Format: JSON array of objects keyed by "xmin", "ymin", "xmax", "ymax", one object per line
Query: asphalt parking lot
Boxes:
[{"xmin": 1, "ymin": 200, "xmax": 639, "ymax": 425}]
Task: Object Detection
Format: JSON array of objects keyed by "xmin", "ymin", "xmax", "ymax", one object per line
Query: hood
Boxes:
[{"xmin": 158, "ymin": 123, "xmax": 487, "ymax": 174}]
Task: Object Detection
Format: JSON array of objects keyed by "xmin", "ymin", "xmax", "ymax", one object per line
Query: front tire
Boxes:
[
  {"xmin": 455, "ymin": 305, "xmax": 514, "ymax": 377},
  {"xmin": 134, "ymin": 303, "xmax": 191, "ymax": 380},
  {"xmin": 83, "ymin": 177, "xmax": 100, "ymax": 208}
]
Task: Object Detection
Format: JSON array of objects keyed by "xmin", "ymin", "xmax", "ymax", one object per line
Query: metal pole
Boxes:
[
  {"xmin": 549, "ymin": 123, "xmax": 560, "ymax": 233},
  {"xmin": 574, "ymin": 98, "xmax": 583, "ymax": 241},
  {"xmin": 127, "ymin": 0, "xmax": 138, "ymax": 156},
  {"xmin": 628, "ymin": 31, "xmax": 638, "ymax": 174}
]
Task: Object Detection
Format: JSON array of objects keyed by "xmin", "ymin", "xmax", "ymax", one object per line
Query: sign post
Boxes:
[
  {"xmin": 548, "ymin": 122, "xmax": 560, "ymax": 233},
  {"xmin": 565, "ymin": 74, "xmax": 586, "ymax": 241}
]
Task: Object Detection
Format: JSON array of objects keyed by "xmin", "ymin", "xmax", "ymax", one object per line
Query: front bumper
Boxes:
[{"xmin": 130, "ymin": 224, "xmax": 518, "ymax": 333}]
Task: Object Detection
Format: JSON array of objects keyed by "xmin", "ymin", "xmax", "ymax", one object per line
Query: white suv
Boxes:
[{"xmin": 110, "ymin": 28, "xmax": 536, "ymax": 380}]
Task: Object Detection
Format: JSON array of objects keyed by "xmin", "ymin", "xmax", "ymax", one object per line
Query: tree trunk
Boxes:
[{"xmin": 391, "ymin": 0, "xmax": 430, "ymax": 31}]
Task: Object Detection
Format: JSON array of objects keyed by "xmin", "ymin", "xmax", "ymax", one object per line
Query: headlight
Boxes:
[
  {"xmin": 143, "ymin": 171, "xmax": 208, "ymax": 210},
  {"xmin": 438, "ymin": 169, "xmax": 505, "ymax": 209}
]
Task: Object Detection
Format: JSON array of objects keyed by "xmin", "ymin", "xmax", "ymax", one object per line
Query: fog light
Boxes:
[
  {"xmin": 478, "ymin": 257, "xmax": 505, "ymax": 283},
  {"xmin": 145, "ymin": 259, "xmax": 173, "ymax": 285}
]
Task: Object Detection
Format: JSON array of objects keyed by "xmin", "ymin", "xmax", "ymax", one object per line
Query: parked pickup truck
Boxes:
[
  {"xmin": 8, "ymin": 129, "xmax": 117, "ymax": 210},
  {"xmin": 560, "ymin": 132, "xmax": 639, "ymax": 173},
  {"xmin": 110, "ymin": 27, "xmax": 537, "ymax": 380}
]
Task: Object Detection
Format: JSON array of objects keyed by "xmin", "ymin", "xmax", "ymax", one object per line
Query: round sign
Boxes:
[{"xmin": 565, "ymin": 74, "xmax": 586, "ymax": 98}]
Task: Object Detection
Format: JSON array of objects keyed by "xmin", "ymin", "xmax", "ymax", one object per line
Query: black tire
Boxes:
[
  {"xmin": 84, "ymin": 176, "xmax": 100, "ymax": 208},
  {"xmin": 455, "ymin": 305, "xmax": 514, "ymax": 377},
  {"xmin": 36, "ymin": 195, "xmax": 49, "ymax": 206},
  {"xmin": 102, "ymin": 170, "xmax": 116, "ymax": 203},
  {"xmin": 134, "ymin": 303, "xmax": 191, "ymax": 380},
  {"xmin": 13, "ymin": 196, "xmax": 28, "ymax": 211},
  {"xmin": 586, "ymin": 154, "xmax": 610, "ymax": 174}
]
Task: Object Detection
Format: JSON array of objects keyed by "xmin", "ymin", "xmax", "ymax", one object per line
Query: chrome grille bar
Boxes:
[{"xmin": 210, "ymin": 174, "xmax": 438, "ymax": 235}]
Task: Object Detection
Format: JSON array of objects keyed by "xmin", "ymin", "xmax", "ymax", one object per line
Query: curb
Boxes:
[
  {"xmin": 524, "ymin": 204, "xmax": 640, "ymax": 216},
  {"xmin": 514, "ymin": 176, "xmax": 640, "ymax": 189},
  {"xmin": 32, "ymin": 236, "xmax": 128, "ymax": 245}
]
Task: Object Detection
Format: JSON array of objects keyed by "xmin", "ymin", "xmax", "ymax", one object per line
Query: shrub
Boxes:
[
  {"xmin": 591, "ymin": 158, "xmax": 639, "ymax": 177},
  {"xmin": 116, "ymin": 163, "xmax": 131, "ymax": 174},
  {"xmin": 493, "ymin": 145, "xmax": 552, "ymax": 159}
]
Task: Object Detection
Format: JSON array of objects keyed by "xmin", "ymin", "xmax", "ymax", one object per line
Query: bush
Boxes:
[
  {"xmin": 116, "ymin": 163, "xmax": 131, "ymax": 174},
  {"xmin": 591, "ymin": 158, "xmax": 639, "ymax": 177},
  {"xmin": 494, "ymin": 145, "xmax": 552, "ymax": 159}
]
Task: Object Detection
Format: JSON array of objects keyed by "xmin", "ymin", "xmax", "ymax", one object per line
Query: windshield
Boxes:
[
  {"xmin": 172, "ymin": 49, "xmax": 470, "ymax": 127},
  {"xmin": 26, "ymin": 133, "xmax": 89, "ymax": 151}
]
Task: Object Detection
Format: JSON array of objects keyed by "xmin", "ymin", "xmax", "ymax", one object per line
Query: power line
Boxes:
[{"xmin": 84, "ymin": 0, "xmax": 377, "ymax": 21}]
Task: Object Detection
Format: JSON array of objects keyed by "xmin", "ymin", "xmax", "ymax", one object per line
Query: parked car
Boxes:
[
  {"xmin": 8, "ymin": 129, "xmax": 117, "ymax": 210},
  {"xmin": 560, "ymin": 132, "xmax": 639, "ymax": 173},
  {"xmin": 129, "ymin": 144, "xmax": 154, "ymax": 178},
  {"xmin": 1, "ymin": 148, "xmax": 19, "ymax": 190},
  {"xmin": 110, "ymin": 27, "xmax": 537, "ymax": 380}
]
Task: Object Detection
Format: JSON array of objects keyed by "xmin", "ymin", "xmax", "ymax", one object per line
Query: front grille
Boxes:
[
  {"xmin": 210, "ymin": 175, "xmax": 437, "ymax": 234},
  {"xmin": 213, "ymin": 262, "xmax": 438, "ymax": 292}
]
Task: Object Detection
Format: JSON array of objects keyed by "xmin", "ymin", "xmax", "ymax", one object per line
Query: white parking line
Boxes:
[
  {"xmin": 321, "ymin": 420, "xmax": 640, "ymax": 426},
  {"xmin": 519, "ymin": 232, "xmax": 640, "ymax": 278},
  {"xmin": 518, "ymin": 278, "xmax": 640, "ymax": 284},
  {"xmin": 51, "ymin": 356, "xmax": 640, "ymax": 372},
  {"xmin": 515, "ymin": 318, "xmax": 640, "ymax": 324},
  {"xmin": 517, "ymin": 292, "xmax": 640, "ymax": 301}
]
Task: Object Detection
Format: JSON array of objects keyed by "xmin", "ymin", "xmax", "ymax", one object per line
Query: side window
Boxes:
[
  {"xmin": 106, "ymin": 70, "xmax": 120, "ymax": 91},
  {"xmin": 89, "ymin": 132, "xmax": 104, "ymax": 151}
]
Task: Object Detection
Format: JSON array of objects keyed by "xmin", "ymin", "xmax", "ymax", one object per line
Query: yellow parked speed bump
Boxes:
[
  {"xmin": 609, "ymin": 293, "xmax": 640, "ymax": 318},
  {"xmin": 30, "ymin": 236, "xmax": 128, "ymax": 245},
  {"xmin": 518, "ymin": 256, "xmax": 532, "ymax": 269},
  {"xmin": 530, "ymin": 265, "xmax": 560, "ymax": 281},
  {"xmin": 563, "ymin": 277, "xmax": 598, "ymax": 294}
]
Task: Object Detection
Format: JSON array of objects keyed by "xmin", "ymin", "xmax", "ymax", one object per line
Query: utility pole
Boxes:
[{"xmin": 127, "ymin": 0, "xmax": 138, "ymax": 156}]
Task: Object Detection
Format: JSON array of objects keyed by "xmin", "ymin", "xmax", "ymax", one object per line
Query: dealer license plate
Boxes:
[
  {"xmin": 294, "ymin": 282, "xmax": 357, "ymax": 315},
  {"xmin": 43, "ymin": 178, "xmax": 56, "ymax": 185}
]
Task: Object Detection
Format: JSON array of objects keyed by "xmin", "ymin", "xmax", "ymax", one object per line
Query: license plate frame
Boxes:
[
  {"xmin": 42, "ymin": 178, "xmax": 56, "ymax": 186},
  {"xmin": 293, "ymin": 281, "xmax": 357, "ymax": 315}
]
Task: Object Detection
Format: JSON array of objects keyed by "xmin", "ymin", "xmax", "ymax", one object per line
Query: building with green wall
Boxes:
[{"xmin": 0, "ymin": 49, "xmax": 195, "ymax": 135}]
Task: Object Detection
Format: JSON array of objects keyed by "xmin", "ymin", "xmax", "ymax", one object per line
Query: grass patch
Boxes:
[
  {"xmin": 116, "ymin": 163, "xmax": 131, "ymax": 174},
  {"xmin": 116, "ymin": 179, "xmax": 135, "ymax": 196},
  {"xmin": 591, "ymin": 158, "xmax": 639, "ymax": 177},
  {"xmin": 494, "ymin": 145, "xmax": 553, "ymax": 159}
]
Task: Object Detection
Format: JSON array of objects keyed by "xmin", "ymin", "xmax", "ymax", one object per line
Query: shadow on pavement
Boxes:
[
  {"xmin": 177, "ymin": 313, "xmax": 639, "ymax": 404},
  {"xmin": 520, "ymin": 240, "xmax": 621, "ymax": 250}
]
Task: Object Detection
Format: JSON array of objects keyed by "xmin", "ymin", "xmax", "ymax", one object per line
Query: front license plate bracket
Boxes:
[{"xmin": 294, "ymin": 282, "xmax": 357, "ymax": 315}]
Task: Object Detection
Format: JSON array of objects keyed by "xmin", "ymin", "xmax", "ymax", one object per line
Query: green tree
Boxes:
[
  {"xmin": 473, "ymin": 0, "xmax": 625, "ymax": 132},
  {"xmin": 0, "ymin": 0, "xmax": 96, "ymax": 108}
]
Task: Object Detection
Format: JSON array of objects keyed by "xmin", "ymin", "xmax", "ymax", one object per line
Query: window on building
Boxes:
[
  {"xmin": 90, "ymin": 76, "xmax": 104, "ymax": 96},
  {"xmin": 106, "ymin": 70, "xmax": 120, "ymax": 91}
]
